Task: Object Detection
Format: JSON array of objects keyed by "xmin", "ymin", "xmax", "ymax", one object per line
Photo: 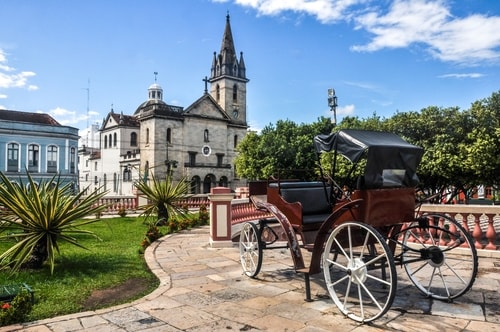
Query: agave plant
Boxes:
[
  {"xmin": 134, "ymin": 172, "xmax": 191, "ymax": 225},
  {"xmin": 0, "ymin": 172, "xmax": 108, "ymax": 274}
]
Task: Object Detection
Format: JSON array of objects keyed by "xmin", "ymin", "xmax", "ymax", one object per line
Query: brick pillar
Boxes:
[{"xmin": 208, "ymin": 187, "xmax": 235, "ymax": 247}]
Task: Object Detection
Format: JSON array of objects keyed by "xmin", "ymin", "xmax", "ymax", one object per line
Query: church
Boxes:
[{"xmin": 78, "ymin": 14, "xmax": 249, "ymax": 197}]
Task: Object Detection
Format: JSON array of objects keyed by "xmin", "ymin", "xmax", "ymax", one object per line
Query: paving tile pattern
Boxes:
[{"xmin": 1, "ymin": 226, "xmax": 499, "ymax": 332}]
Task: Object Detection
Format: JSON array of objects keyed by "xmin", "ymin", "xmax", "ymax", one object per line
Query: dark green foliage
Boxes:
[
  {"xmin": 234, "ymin": 90, "xmax": 500, "ymax": 201},
  {"xmin": 134, "ymin": 172, "xmax": 191, "ymax": 224},
  {"xmin": 0, "ymin": 172, "xmax": 108, "ymax": 274},
  {"xmin": 0, "ymin": 289, "xmax": 33, "ymax": 326}
]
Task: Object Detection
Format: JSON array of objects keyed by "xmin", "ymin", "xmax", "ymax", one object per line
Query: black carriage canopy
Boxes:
[{"xmin": 314, "ymin": 129, "xmax": 424, "ymax": 189}]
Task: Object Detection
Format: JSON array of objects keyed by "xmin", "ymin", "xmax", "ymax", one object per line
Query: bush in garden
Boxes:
[
  {"xmin": 0, "ymin": 289, "xmax": 33, "ymax": 326},
  {"xmin": 0, "ymin": 172, "xmax": 108, "ymax": 274}
]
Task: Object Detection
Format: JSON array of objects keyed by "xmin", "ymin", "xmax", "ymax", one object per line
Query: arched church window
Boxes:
[
  {"xmin": 232, "ymin": 84, "xmax": 237, "ymax": 102},
  {"xmin": 216, "ymin": 84, "xmax": 220, "ymax": 102},
  {"xmin": 204, "ymin": 129, "xmax": 209, "ymax": 142},
  {"xmin": 146, "ymin": 128, "xmax": 150, "ymax": 144},
  {"xmin": 130, "ymin": 132, "xmax": 137, "ymax": 146},
  {"xmin": 167, "ymin": 128, "xmax": 172, "ymax": 144}
]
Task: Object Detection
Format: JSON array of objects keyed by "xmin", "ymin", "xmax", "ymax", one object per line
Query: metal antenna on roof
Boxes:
[{"xmin": 83, "ymin": 79, "xmax": 90, "ymax": 147}]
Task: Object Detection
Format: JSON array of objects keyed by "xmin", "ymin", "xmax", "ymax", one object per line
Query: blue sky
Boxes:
[{"xmin": 1, "ymin": 0, "xmax": 499, "ymax": 134}]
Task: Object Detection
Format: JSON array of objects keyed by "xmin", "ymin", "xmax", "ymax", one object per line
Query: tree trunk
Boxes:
[
  {"xmin": 22, "ymin": 239, "xmax": 48, "ymax": 269},
  {"xmin": 157, "ymin": 203, "xmax": 169, "ymax": 226}
]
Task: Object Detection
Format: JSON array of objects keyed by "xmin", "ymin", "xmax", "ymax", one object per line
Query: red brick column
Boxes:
[{"xmin": 208, "ymin": 187, "xmax": 235, "ymax": 247}]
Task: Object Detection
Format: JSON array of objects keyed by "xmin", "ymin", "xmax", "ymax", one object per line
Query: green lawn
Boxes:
[{"xmin": 0, "ymin": 216, "xmax": 160, "ymax": 322}]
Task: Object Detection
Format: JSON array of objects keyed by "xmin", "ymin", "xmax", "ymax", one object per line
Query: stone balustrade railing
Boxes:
[
  {"xmin": 87, "ymin": 196, "xmax": 500, "ymax": 253},
  {"xmin": 418, "ymin": 204, "xmax": 500, "ymax": 252},
  {"xmin": 229, "ymin": 200, "xmax": 500, "ymax": 253}
]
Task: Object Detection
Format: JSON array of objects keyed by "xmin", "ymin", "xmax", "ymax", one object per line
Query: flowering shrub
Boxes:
[
  {"xmin": 139, "ymin": 205, "xmax": 210, "ymax": 253},
  {"xmin": 117, "ymin": 207, "xmax": 127, "ymax": 218},
  {"xmin": 0, "ymin": 289, "xmax": 33, "ymax": 326},
  {"xmin": 198, "ymin": 204, "xmax": 209, "ymax": 225},
  {"xmin": 139, "ymin": 223, "xmax": 163, "ymax": 252}
]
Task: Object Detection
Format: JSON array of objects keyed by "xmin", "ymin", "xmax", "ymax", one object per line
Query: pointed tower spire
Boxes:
[
  {"xmin": 238, "ymin": 51, "xmax": 246, "ymax": 78},
  {"xmin": 220, "ymin": 13, "xmax": 236, "ymax": 64},
  {"xmin": 208, "ymin": 13, "xmax": 249, "ymax": 125},
  {"xmin": 211, "ymin": 13, "xmax": 246, "ymax": 80}
]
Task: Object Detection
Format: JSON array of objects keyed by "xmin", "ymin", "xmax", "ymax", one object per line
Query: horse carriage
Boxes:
[{"xmin": 239, "ymin": 129, "xmax": 478, "ymax": 322}]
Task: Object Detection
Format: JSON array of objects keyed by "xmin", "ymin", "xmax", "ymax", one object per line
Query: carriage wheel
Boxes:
[
  {"xmin": 239, "ymin": 222, "xmax": 263, "ymax": 277},
  {"xmin": 402, "ymin": 213, "xmax": 478, "ymax": 300},
  {"xmin": 323, "ymin": 221, "xmax": 397, "ymax": 323}
]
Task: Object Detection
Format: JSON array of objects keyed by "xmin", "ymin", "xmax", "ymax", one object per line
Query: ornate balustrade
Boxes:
[
  {"xmin": 228, "ymin": 200, "xmax": 500, "ymax": 253},
  {"xmin": 418, "ymin": 204, "xmax": 500, "ymax": 252},
  {"xmin": 85, "ymin": 195, "xmax": 500, "ymax": 253},
  {"xmin": 97, "ymin": 196, "xmax": 138, "ymax": 212},
  {"xmin": 231, "ymin": 199, "xmax": 273, "ymax": 224}
]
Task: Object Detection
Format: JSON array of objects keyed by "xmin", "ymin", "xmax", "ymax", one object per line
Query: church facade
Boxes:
[{"xmin": 78, "ymin": 14, "xmax": 248, "ymax": 197}]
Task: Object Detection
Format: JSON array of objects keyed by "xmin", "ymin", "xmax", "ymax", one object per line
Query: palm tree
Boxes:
[
  {"xmin": 0, "ymin": 172, "xmax": 108, "ymax": 274},
  {"xmin": 134, "ymin": 171, "xmax": 191, "ymax": 225}
]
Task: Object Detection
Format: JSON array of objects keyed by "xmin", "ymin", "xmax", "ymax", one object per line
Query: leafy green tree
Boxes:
[
  {"xmin": 134, "ymin": 172, "xmax": 191, "ymax": 225},
  {"xmin": 386, "ymin": 100, "xmax": 500, "ymax": 202},
  {"xmin": 235, "ymin": 91, "xmax": 499, "ymax": 201},
  {"xmin": 336, "ymin": 112, "xmax": 387, "ymax": 132},
  {"xmin": 0, "ymin": 172, "xmax": 108, "ymax": 274},
  {"xmin": 234, "ymin": 117, "xmax": 334, "ymax": 180},
  {"xmin": 387, "ymin": 106, "xmax": 474, "ymax": 201},
  {"xmin": 462, "ymin": 91, "xmax": 500, "ymax": 188},
  {"xmin": 234, "ymin": 130, "xmax": 266, "ymax": 180},
  {"xmin": 319, "ymin": 113, "xmax": 387, "ymax": 187}
]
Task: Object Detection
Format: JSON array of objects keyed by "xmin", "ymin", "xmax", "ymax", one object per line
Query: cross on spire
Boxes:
[
  {"xmin": 154, "ymin": 71, "xmax": 158, "ymax": 83},
  {"xmin": 202, "ymin": 76, "xmax": 209, "ymax": 94}
]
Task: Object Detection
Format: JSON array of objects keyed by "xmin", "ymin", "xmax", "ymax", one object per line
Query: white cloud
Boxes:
[
  {"xmin": 48, "ymin": 107, "xmax": 92, "ymax": 126},
  {"xmin": 352, "ymin": 0, "xmax": 449, "ymax": 50},
  {"xmin": 438, "ymin": 73, "xmax": 484, "ymax": 79},
  {"xmin": 351, "ymin": 0, "xmax": 500, "ymax": 64},
  {"xmin": 234, "ymin": 0, "xmax": 360, "ymax": 23},
  {"xmin": 0, "ymin": 71, "xmax": 36, "ymax": 89},
  {"xmin": 0, "ymin": 64, "xmax": 14, "ymax": 72},
  {"xmin": 247, "ymin": 119, "xmax": 263, "ymax": 133},
  {"xmin": 325, "ymin": 103, "xmax": 355, "ymax": 123},
  {"xmin": 343, "ymin": 80, "xmax": 382, "ymax": 93},
  {"xmin": 0, "ymin": 49, "xmax": 39, "ymax": 90},
  {"xmin": 223, "ymin": 0, "xmax": 500, "ymax": 64},
  {"xmin": 337, "ymin": 104, "xmax": 355, "ymax": 116},
  {"xmin": 0, "ymin": 94, "xmax": 7, "ymax": 99}
]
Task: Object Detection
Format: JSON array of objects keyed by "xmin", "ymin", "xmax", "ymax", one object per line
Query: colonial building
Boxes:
[
  {"xmin": 79, "ymin": 111, "xmax": 140, "ymax": 196},
  {"xmin": 0, "ymin": 109, "xmax": 79, "ymax": 189},
  {"xmin": 78, "ymin": 14, "xmax": 248, "ymax": 198}
]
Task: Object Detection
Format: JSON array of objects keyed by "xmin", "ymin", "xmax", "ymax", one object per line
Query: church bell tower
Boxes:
[{"xmin": 209, "ymin": 14, "xmax": 249, "ymax": 125}]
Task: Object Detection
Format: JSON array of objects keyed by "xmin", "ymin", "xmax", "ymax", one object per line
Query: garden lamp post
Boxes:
[{"xmin": 165, "ymin": 144, "xmax": 177, "ymax": 176}]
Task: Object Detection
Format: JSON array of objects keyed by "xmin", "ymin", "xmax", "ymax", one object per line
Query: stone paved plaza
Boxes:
[{"xmin": 2, "ymin": 226, "xmax": 499, "ymax": 332}]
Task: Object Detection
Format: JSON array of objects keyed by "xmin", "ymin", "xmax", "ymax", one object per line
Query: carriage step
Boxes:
[{"xmin": 302, "ymin": 244, "xmax": 314, "ymax": 251}]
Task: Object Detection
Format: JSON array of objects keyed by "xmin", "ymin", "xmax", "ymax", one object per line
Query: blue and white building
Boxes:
[{"xmin": 0, "ymin": 109, "xmax": 79, "ymax": 190}]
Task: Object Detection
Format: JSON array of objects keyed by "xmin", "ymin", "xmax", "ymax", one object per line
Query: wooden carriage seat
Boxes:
[{"xmin": 267, "ymin": 182, "xmax": 333, "ymax": 232}]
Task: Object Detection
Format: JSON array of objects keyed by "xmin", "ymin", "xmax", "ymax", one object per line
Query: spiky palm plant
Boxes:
[
  {"xmin": 134, "ymin": 172, "xmax": 191, "ymax": 225},
  {"xmin": 0, "ymin": 172, "xmax": 108, "ymax": 274}
]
